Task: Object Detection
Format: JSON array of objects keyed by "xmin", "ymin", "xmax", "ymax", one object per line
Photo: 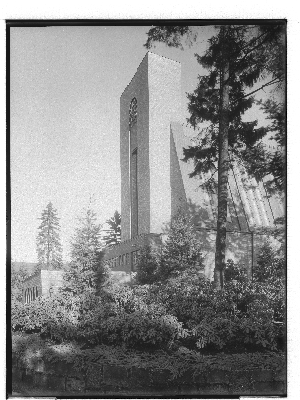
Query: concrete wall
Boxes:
[
  {"xmin": 22, "ymin": 270, "xmax": 64, "ymax": 302},
  {"xmin": 120, "ymin": 52, "xmax": 182, "ymax": 240},
  {"xmin": 170, "ymin": 127, "xmax": 188, "ymax": 217},
  {"xmin": 148, "ymin": 53, "xmax": 182, "ymax": 233},
  {"xmin": 40, "ymin": 270, "xmax": 64, "ymax": 297},
  {"xmin": 120, "ymin": 53, "xmax": 150, "ymax": 240},
  {"xmin": 23, "ymin": 272, "xmax": 42, "ymax": 303},
  {"xmin": 103, "ymin": 233, "xmax": 162, "ymax": 275}
]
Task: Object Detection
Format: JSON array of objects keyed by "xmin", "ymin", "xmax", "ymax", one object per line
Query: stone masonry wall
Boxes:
[{"xmin": 12, "ymin": 355, "xmax": 286, "ymax": 396}]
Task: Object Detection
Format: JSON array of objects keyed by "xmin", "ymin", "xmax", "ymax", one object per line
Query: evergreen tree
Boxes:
[
  {"xmin": 11, "ymin": 263, "xmax": 30, "ymax": 303},
  {"xmin": 160, "ymin": 213, "xmax": 203, "ymax": 280},
  {"xmin": 253, "ymin": 240, "xmax": 285, "ymax": 283},
  {"xmin": 145, "ymin": 23, "xmax": 285, "ymax": 288},
  {"xmin": 135, "ymin": 214, "xmax": 203, "ymax": 284},
  {"xmin": 36, "ymin": 202, "xmax": 63, "ymax": 270},
  {"xmin": 102, "ymin": 210, "xmax": 121, "ymax": 248},
  {"xmin": 63, "ymin": 207, "xmax": 106, "ymax": 295},
  {"xmin": 243, "ymin": 99, "xmax": 285, "ymax": 194},
  {"xmin": 135, "ymin": 246, "xmax": 160, "ymax": 285}
]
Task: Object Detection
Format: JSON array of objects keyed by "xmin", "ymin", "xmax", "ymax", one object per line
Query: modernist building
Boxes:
[
  {"xmin": 104, "ymin": 52, "xmax": 284, "ymax": 280},
  {"xmin": 22, "ymin": 269, "xmax": 64, "ymax": 304}
]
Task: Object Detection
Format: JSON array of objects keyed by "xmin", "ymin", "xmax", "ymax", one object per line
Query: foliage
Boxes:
[
  {"xmin": 149, "ymin": 256, "xmax": 284, "ymax": 352},
  {"xmin": 145, "ymin": 24, "xmax": 285, "ymax": 188},
  {"xmin": 160, "ymin": 214, "xmax": 204, "ymax": 280},
  {"xmin": 145, "ymin": 24, "xmax": 285, "ymax": 288},
  {"xmin": 189, "ymin": 280, "xmax": 284, "ymax": 352},
  {"xmin": 145, "ymin": 26, "xmax": 195, "ymax": 50},
  {"xmin": 12, "ymin": 233, "xmax": 284, "ymax": 353},
  {"xmin": 253, "ymin": 240, "xmax": 285, "ymax": 283},
  {"xmin": 224, "ymin": 259, "xmax": 248, "ymax": 283},
  {"xmin": 135, "ymin": 246, "xmax": 160, "ymax": 285},
  {"xmin": 99, "ymin": 310, "xmax": 188, "ymax": 349},
  {"xmin": 135, "ymin": 214, "xmax": 203, "ymax": 284},
  {"xmin": 12, "ymin": 331, "xmax": 285, "ymax": 383},
  {"xmin": 12, "ymin": 285, "xmax": 187, "ymax": 350},
  {"xmin": 11, "ymin": 264, "xmax": 30, "ymax": 303},
  {"xmin": 102, "ymin": 210, "xmax": 121, "ymax": 248},
  {"xmin": 36, "ymin": 202, "xmax": 63, "ymax": 270},
  {"xmin": 12, "ymin": 274, "xmax": 284, "ymax": 353},
  {"xmin": 242, "ymin": 99, "xmax": 285, "ymax": 194},
  {"xmin": 62, "ymin": 207, "xmax": 107, "ymax": 296}
]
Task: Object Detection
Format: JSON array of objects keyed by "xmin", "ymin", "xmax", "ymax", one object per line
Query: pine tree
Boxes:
[
  {"xmin": 102, "ymin": 210, "xmax": 121, "ymax": 248},
  {"xmin": 145, "ymin": 23, "xmax": 285, "ymax": 288},
  {"xmin": 160, "ymin": 213, "xmax": 203, "ymax": 281},
  {"xmin": 135, "ymin": 245, "xmax": 160, "ymax": 285},
  {"xmin": 243, "ymin": 99, "xmax": 285, "ymax": 194},
  {"xmin": 135, "ymin": 214, "xmax": 203, "ymax": 284},
  {"xmin": 36, "ymin": 202, "xmax": 63, "ymax": 270},
  {"xmin": 63, "ymin": 207, "xmax": 106, "ymax": 295}
]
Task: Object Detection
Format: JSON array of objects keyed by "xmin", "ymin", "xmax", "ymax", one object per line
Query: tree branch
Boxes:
[
  {"xmin": 199, "ymin": 168, "xmax": 219, "ymax": 190},
  {"xmin": 235, "ymin": 76, "xmax": 283, "ymax": 101},
  {"xmin": 234, "ymin": 30, "xmax": 271, "ymax": 61}
]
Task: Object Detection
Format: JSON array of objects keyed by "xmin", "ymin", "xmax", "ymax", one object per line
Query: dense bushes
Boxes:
[
  {"xmin": 12, "ymin": 332, "xmax": 285, "ymax": 385},
  {"xmin": 150, "ymin": 271, "xmax": 284, "ymax": 353},
  {"xmin": 135, "ymin": 214, "xmax": 203, "ymax": 284},
  {"xmin": 12, "ymin": 274, "xmax": 284, "ymax": 353},
  {"xmin": 12, "ymin": 283, "xmax": 187, "ymax": 350},
  {"xmin": 12, "ymin": 230, "xmax": 285, "ymax": 354}
]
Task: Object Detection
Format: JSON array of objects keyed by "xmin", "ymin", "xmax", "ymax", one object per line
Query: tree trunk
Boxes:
[{"xmin": 214, "ymin": 27, "xmax": 230, "ymax": 290}]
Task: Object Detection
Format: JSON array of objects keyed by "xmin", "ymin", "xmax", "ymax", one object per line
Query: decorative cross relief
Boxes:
[{"xmin": 129, "ymin": 97, "xmax": 137, "ymax": 127}]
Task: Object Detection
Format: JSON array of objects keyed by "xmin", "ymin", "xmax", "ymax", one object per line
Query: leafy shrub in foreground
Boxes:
[
  {"xmin": 149, "ymin": 268, "xmax": 285, "ymax": 352},
  {"xmin": 100, "ymin": 310, "xmax": 188, "ymax": 349},
  {"xmin": 12, "ymin": 236, "xmax": 285, "ymax": 353}
]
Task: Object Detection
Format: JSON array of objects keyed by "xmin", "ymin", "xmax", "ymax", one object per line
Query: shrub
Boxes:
[
  {"xmin": 253, "ymin": 240, "xmax": 285, "ymax": 284},
  {"xmin": 145, "ymin": 268, "xmax": 285, "ymax": 352},
  {"xmin": 100, "ymin": 310, "xmax": 188, "ymax": 349},
  {"xmin": 224, "ymin": 259, "xmax": 248, "ymax": 283},
  {"xmin": 154, "ymin": 272, "xmax": 213, "ymax": 327},
  {"xmin": 12, "ymin": 237, "xmax": 285, "ymax": 354},
  {"xmin": 135, "ymin": 246, "xmax": 160, "ymax": 285},
  {"xmin": 159, "ymin": 214, "xmax": 203, "ymax": 281},
  {"xmin": 135, "ymin": 213, "xmax": 204, "ymax": 284},
  {"xmin": 78, "ymin": 283, "xmax": 184, "ymax": 348}
]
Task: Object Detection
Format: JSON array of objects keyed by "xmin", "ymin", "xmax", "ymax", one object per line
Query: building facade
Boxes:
[
  {"xmin": 104, "ymin": 51, "xmax": 284, "ymax": 280},
  {"xmin": 22, "ymin": 269, "xmax": 64, "ymax": 304}
]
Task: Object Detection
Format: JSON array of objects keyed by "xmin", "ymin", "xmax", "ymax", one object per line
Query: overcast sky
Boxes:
[{"xmin": 11, "ymin": 24, "xmax": 272, "ymax": 263}]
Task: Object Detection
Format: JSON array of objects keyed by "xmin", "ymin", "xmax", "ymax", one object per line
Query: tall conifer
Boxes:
[
  {"xmin": 145, "ymin": 24, "xmax": 285, "ymax": 288},
  {"xmin": 63, "ymin": 207, "xmax": 106, "ymax": 295},
  {"xmin": 36, "ymin": 202, "xmax": 63, "ymax": 270},
  {"xmin": 102, "ymin": 210, "xmax": 121, "ymax": 248}
]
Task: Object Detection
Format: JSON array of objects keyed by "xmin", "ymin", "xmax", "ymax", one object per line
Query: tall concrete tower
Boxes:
[{"xmin": 120, "ymin": 52, "xmax": 182, "ymax": 240}]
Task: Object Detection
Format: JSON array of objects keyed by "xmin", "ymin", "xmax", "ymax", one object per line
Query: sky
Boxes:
[
  {"xmin": 10, "ymin": 25, "xmax": 215, "ymax": 263},
  {"xmin": 10, "ymin": 24, "xmax": 273, "ymax": 263}
]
